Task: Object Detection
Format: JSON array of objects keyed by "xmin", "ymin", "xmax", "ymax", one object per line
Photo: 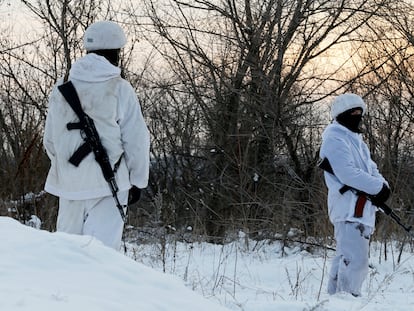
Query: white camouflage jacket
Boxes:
[
  {"xmin": 43, "ymin": 53, "xmax": 150, "ymax": 200},
  {"xmin": 319, "ymin": 121, "xmax": 387, "ymax": 227}
]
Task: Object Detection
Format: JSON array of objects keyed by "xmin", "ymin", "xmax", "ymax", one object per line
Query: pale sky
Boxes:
[{"xmin": 2, "ymin": 1, "xmax": 42, "ymax": 42}]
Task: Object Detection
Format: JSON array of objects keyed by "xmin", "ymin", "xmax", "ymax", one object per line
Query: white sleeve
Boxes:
[
  {"xmin": 321, "ymin": 135, "xmax": 384, "ymax": 195},
  {"xmin": 118, "ymin": 84, "xmax": 150, "ymax": 189},
  {"xmin": 43, "ymin": 86, "xmax": 58, "ymax": 159}
]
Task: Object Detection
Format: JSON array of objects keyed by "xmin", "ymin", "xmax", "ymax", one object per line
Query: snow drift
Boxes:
[{"xmin": 0, "ymin": 217, "xmax": 229, "ymax": 311}]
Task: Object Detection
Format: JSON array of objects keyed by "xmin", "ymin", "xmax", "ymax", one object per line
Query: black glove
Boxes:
[
  {"xmin": 128, "ymin": 186, "xmax": 142, "ymax": 205},
  {"xmin": 370, "ymin": 183, "xmax": 390, "ymax": 206}
]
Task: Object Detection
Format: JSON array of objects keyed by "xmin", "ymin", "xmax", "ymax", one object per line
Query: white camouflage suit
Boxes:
[
  {"xmin": 319, "ymin": 94, "xmax": 388, "ymax": 296},
  {"xmin": 44, "ymin": 45, "xmax": 150, "ymax": 250}
]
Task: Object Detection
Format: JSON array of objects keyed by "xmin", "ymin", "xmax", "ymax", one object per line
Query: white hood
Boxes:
[{"xmin": 69, "ymin": 53, "xmax": 121, "ymax": 82}]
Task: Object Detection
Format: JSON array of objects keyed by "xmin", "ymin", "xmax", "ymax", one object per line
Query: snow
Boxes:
[
  {"xmin": 2, "ymin": 216, "xmax": 414, "ymax": 310},
  {"xmin": 131, "ymin": 238, "xmax": 414, "ymax": 310},
  {"xmin": 0, "ymin": 217, "xmax": 229, "ymax": 311}
]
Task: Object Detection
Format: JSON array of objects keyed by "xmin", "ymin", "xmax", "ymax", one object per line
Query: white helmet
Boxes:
[
  {"xmin": 83, "ymin": 21, "xmax": 127, "ymax": 51},
  {"xmin": 330, "ymin": 93, "xmax": 367, "ymax": 119}
]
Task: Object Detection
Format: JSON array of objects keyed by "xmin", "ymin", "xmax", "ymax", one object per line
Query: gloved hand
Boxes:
[
  {"xmin": 370, "ymin": 183, "xmax": 390, "ymax": 207},
  {"xmin": 128, "ymin": 186, "xmax": 142, "ymax": 205}
]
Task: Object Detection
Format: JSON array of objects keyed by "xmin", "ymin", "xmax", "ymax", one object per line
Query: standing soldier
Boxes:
[
  {"xmin": 319, "ymin": 93, "xmax": 390, "ymax": 296},
  {"xmin": 43, "ymin": 21, "xmax": 150, "ymax": 250}
]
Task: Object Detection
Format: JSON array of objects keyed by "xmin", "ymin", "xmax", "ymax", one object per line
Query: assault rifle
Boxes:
[
  {"xmin": 318, "ymin": 157, "xmax": 412, "ymax": 236},
  {"xmin": 58, "ymin": 81, "xmax": 126, "ymax": 222}
]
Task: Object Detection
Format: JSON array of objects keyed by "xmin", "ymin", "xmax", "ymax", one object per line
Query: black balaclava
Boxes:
[
  {"xmin": 336, "ymin": 107, "xmax": 363, "ymax": 133},
  {"xmin": 88, "ymin": 49, "xmax": 121, "ymax": 66}
]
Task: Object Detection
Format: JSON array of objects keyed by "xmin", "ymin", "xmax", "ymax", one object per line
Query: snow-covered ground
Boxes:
[
  {"xmin": 0, "ymin": 217, "xmax": 229, "ymax": 311},
  {"xmin": 127, "ymin": 232, "xmax": 414, "ymax": 310},
  {"xmin": 1, "ymin": 216, "xmax": 414, "ymax": 310}
]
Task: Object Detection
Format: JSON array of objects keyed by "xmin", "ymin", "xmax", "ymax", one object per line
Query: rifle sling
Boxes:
[
  {"xmin": 58, "ymin": 82, "xmax": 95, "ymax": 167},
  {"xmin": 58, "ymin": 82, "xmax": 85, "ymax": 118}
]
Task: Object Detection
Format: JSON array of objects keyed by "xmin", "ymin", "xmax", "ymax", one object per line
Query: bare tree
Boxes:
[
  {"xmin": 0, "ymin": 0, "xmax": 113, "ymax": 228},
  {"xmin": 3, "ymin": 0, "xmax": 412, "ymax": 244},
  {"xmin": 127, "ymin": 0, "xmax": 396, "ymax": 240},
  {"xmin": 345, "ymin": 1, "xmax": 414, "ymax": 243}
]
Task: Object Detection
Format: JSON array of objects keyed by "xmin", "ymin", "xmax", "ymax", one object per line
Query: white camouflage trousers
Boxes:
[
  {"xmin": 56, "ymin": 190, "xmax": 128, "ymax": 250},
  {"xmin": 328, "ymin": 221, "xmax": 373, "ymax": 297}
]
